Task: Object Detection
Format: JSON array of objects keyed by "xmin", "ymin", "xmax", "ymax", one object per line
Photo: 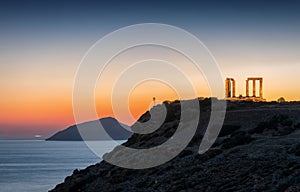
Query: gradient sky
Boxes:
[{"xmin": 1, "ymin": 0, "xmax": 300, "ymax": 137}]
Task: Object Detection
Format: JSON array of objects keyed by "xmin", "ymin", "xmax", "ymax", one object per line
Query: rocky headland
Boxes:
[{"xmin": 50, "ymin": 99, "xmax": 300, "ymax": 192}]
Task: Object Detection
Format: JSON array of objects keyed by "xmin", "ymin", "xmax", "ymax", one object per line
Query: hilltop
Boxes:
[
  {"xmin": 50, "ymin": 99, "xmax": 300, "ymax": 191},
  {"xmin": 46, "ymin": 117, "xmax": 132, "ymax": 141}
]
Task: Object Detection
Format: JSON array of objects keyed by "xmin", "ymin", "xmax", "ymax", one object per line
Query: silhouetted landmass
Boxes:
[
  {"xmin": 46, "ymin": 117, "xmax": 132, "ymax": 141},
  {"xmin": 50, "ymin": 99, "xmax": 300, "ymax": 191}
]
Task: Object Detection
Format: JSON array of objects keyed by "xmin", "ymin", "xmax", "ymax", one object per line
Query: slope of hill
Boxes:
[
  {"xmin": 50, "ymin": 99, "xmax": 300, "ymax": 191},
  {"xmin": 46, "ymin": 117, "xmax": 132, "ymax": 141}
]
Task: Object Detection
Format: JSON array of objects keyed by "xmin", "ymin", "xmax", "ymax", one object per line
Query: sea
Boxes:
[{"xmin": 0, "ymin": 139, "xmax": 123, "ymax": 192}]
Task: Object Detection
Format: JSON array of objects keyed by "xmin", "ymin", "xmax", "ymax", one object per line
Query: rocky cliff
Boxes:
[{"xmin": 50, "ymin": 99, "xmax": 300, "ymax": 192}]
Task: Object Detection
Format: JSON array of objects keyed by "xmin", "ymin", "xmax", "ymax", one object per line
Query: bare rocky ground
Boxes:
[{"xmin": 50, "ymin": 99, "xmax": 300, "ymax": 192}]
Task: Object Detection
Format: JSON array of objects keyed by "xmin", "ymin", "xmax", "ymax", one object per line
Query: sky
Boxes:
[{"xmin": 0, "ymin": 0, "xmax": 300, "ymax": 137}]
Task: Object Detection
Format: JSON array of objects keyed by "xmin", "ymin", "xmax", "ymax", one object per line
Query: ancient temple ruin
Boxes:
[
  {"xmin": 246, "ymin": 77, "xmax": 263, "ymax": 98},
  {"xmin": 225, "ymin": 78, "xmax": 236, "ymax": 98},
  {"xmin": 225, "ymin": 77, "xmax": 265, "ymax": 102}
]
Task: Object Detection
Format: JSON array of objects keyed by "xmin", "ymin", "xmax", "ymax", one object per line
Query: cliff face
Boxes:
[{"xmin": 50, "ymin": 99, "xmax": 300, "ymax": 192}]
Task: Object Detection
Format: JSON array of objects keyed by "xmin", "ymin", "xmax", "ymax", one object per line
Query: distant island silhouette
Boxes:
[{"xmin": 46, "ymin": 117, "xmax": 132, "ymax": 141}]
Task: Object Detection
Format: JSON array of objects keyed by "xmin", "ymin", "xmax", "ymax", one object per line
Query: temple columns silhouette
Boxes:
[
  {"xmin": 246, "ymin": 77, "xmax": 263, "ymax": 98},
  {"xmin": 225, "ymin": 77, "xmax": 265, "ymax": 102},
  {"xmin": 225, "ymin": 78, "xmax": 236, "ymax": 98}
]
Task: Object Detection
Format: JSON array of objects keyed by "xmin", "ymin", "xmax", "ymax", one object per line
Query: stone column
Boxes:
[
  {"xmin": 225, "ymin": 79, "xmax": 229, "ymax": 98},
  {"xmin": 259, "ymin": 78, "xmax": 263, "ymax": 98},
  {"xmin": 228, "ymin": 80, "xmax": 231, "ymax": 97},
  {"xmin": 232, "ymin": 79, "xmax": 236, "ymax": 97},
  {"xmin": 246, "ymin": 80, "xmax": 249, "ymax": 97},
  {"xmin": 253, "ymin": 80, "xmax": 256, "ymax": 97}
]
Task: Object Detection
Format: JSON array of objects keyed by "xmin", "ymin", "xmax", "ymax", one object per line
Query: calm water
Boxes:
[{"xmin": 0, "ymin": 140, "xmax": 123, "ymax": 192}]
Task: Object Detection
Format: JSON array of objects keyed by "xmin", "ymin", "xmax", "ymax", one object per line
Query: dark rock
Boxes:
[
  {"xmin": 207, "ymin": 148, "xmax": 223, "ymax": 157},
  {"xmin": 248, "ymin": 114, "xmax": 296, "ymax": 136},
  {"xmin": 178, "ymin": 149, "xmax": 193, "ymax": 158},
  {"xmin": 295, "ymin": 143, "xmax": 300, "ymax": 156},
  {"xmin": 218, "ymin": 124, "xmax": 241, "ymax": 137},
  {"xmin": 295, "ymin": 123, "xmax": 300, "ymax": 129},
  {"xmin": 221, "ymin": 131, "xmax": 254, "ymax": 149},
  {"xmin": 50, "ymin": 99, "xmax": 300, "ymax": 192}
]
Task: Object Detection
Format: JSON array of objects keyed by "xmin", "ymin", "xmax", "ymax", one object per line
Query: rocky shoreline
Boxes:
[{"xmin": 50, "ymin": 99, "xmax": 300, "ymax": 192}]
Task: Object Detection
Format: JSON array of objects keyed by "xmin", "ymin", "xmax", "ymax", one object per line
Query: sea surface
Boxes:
[{"xmin": 0, "ymin": 139, "xmax": 123, "ymax": 192}]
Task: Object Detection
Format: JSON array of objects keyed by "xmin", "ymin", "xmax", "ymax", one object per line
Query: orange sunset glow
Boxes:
[
  {"xmin": 96, "ymin": 80, "xmax": 181, "ymax": 125},
  {"xmin": 1, "ymin": 50, "xmax": 300, "ymax": 138},
  {"xmin": 1, "ymin": 51, "xmax": 300, "ymax": 138}
]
